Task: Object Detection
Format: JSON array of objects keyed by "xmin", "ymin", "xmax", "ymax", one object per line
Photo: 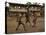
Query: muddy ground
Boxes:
[{"xmin": 7, "ymin": 16, "xmax": 45, "ymax": 33}]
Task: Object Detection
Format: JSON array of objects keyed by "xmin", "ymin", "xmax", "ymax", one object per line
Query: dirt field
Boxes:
[{"xmin": 7, "ymin": 16, "xmax": 45, "ymax": 33}]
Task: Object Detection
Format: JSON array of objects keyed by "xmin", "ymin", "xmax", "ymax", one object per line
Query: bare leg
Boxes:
[
  {"xmin": 16, "ymin": 22, "xmax": 21, "ymax": 31},
  {"xmin": 16, "ymin": 21, "xmax": 26, "ymax": 32},
  {"xmin": 21, "ymin": 23, "xmax": 26, "ymax": 31},
  {"xmin": 26, "ymin": 18, "xmax": 30, "ymax": 23}
]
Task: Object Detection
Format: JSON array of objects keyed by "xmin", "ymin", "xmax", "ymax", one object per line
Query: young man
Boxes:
[{"xmin": 16, "ymin": 13, "xmax": 25, "ymax": 31}]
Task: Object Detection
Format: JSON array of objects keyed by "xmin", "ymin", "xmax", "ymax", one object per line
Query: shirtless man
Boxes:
[{"xmin": 16, "ymin": 13, "xmax": 25, "ymax": 31}]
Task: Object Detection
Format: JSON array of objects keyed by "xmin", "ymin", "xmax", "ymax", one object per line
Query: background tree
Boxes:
[{"xmin": 26, "ymin": 2, "xmax": 31, "ymax": 5}]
